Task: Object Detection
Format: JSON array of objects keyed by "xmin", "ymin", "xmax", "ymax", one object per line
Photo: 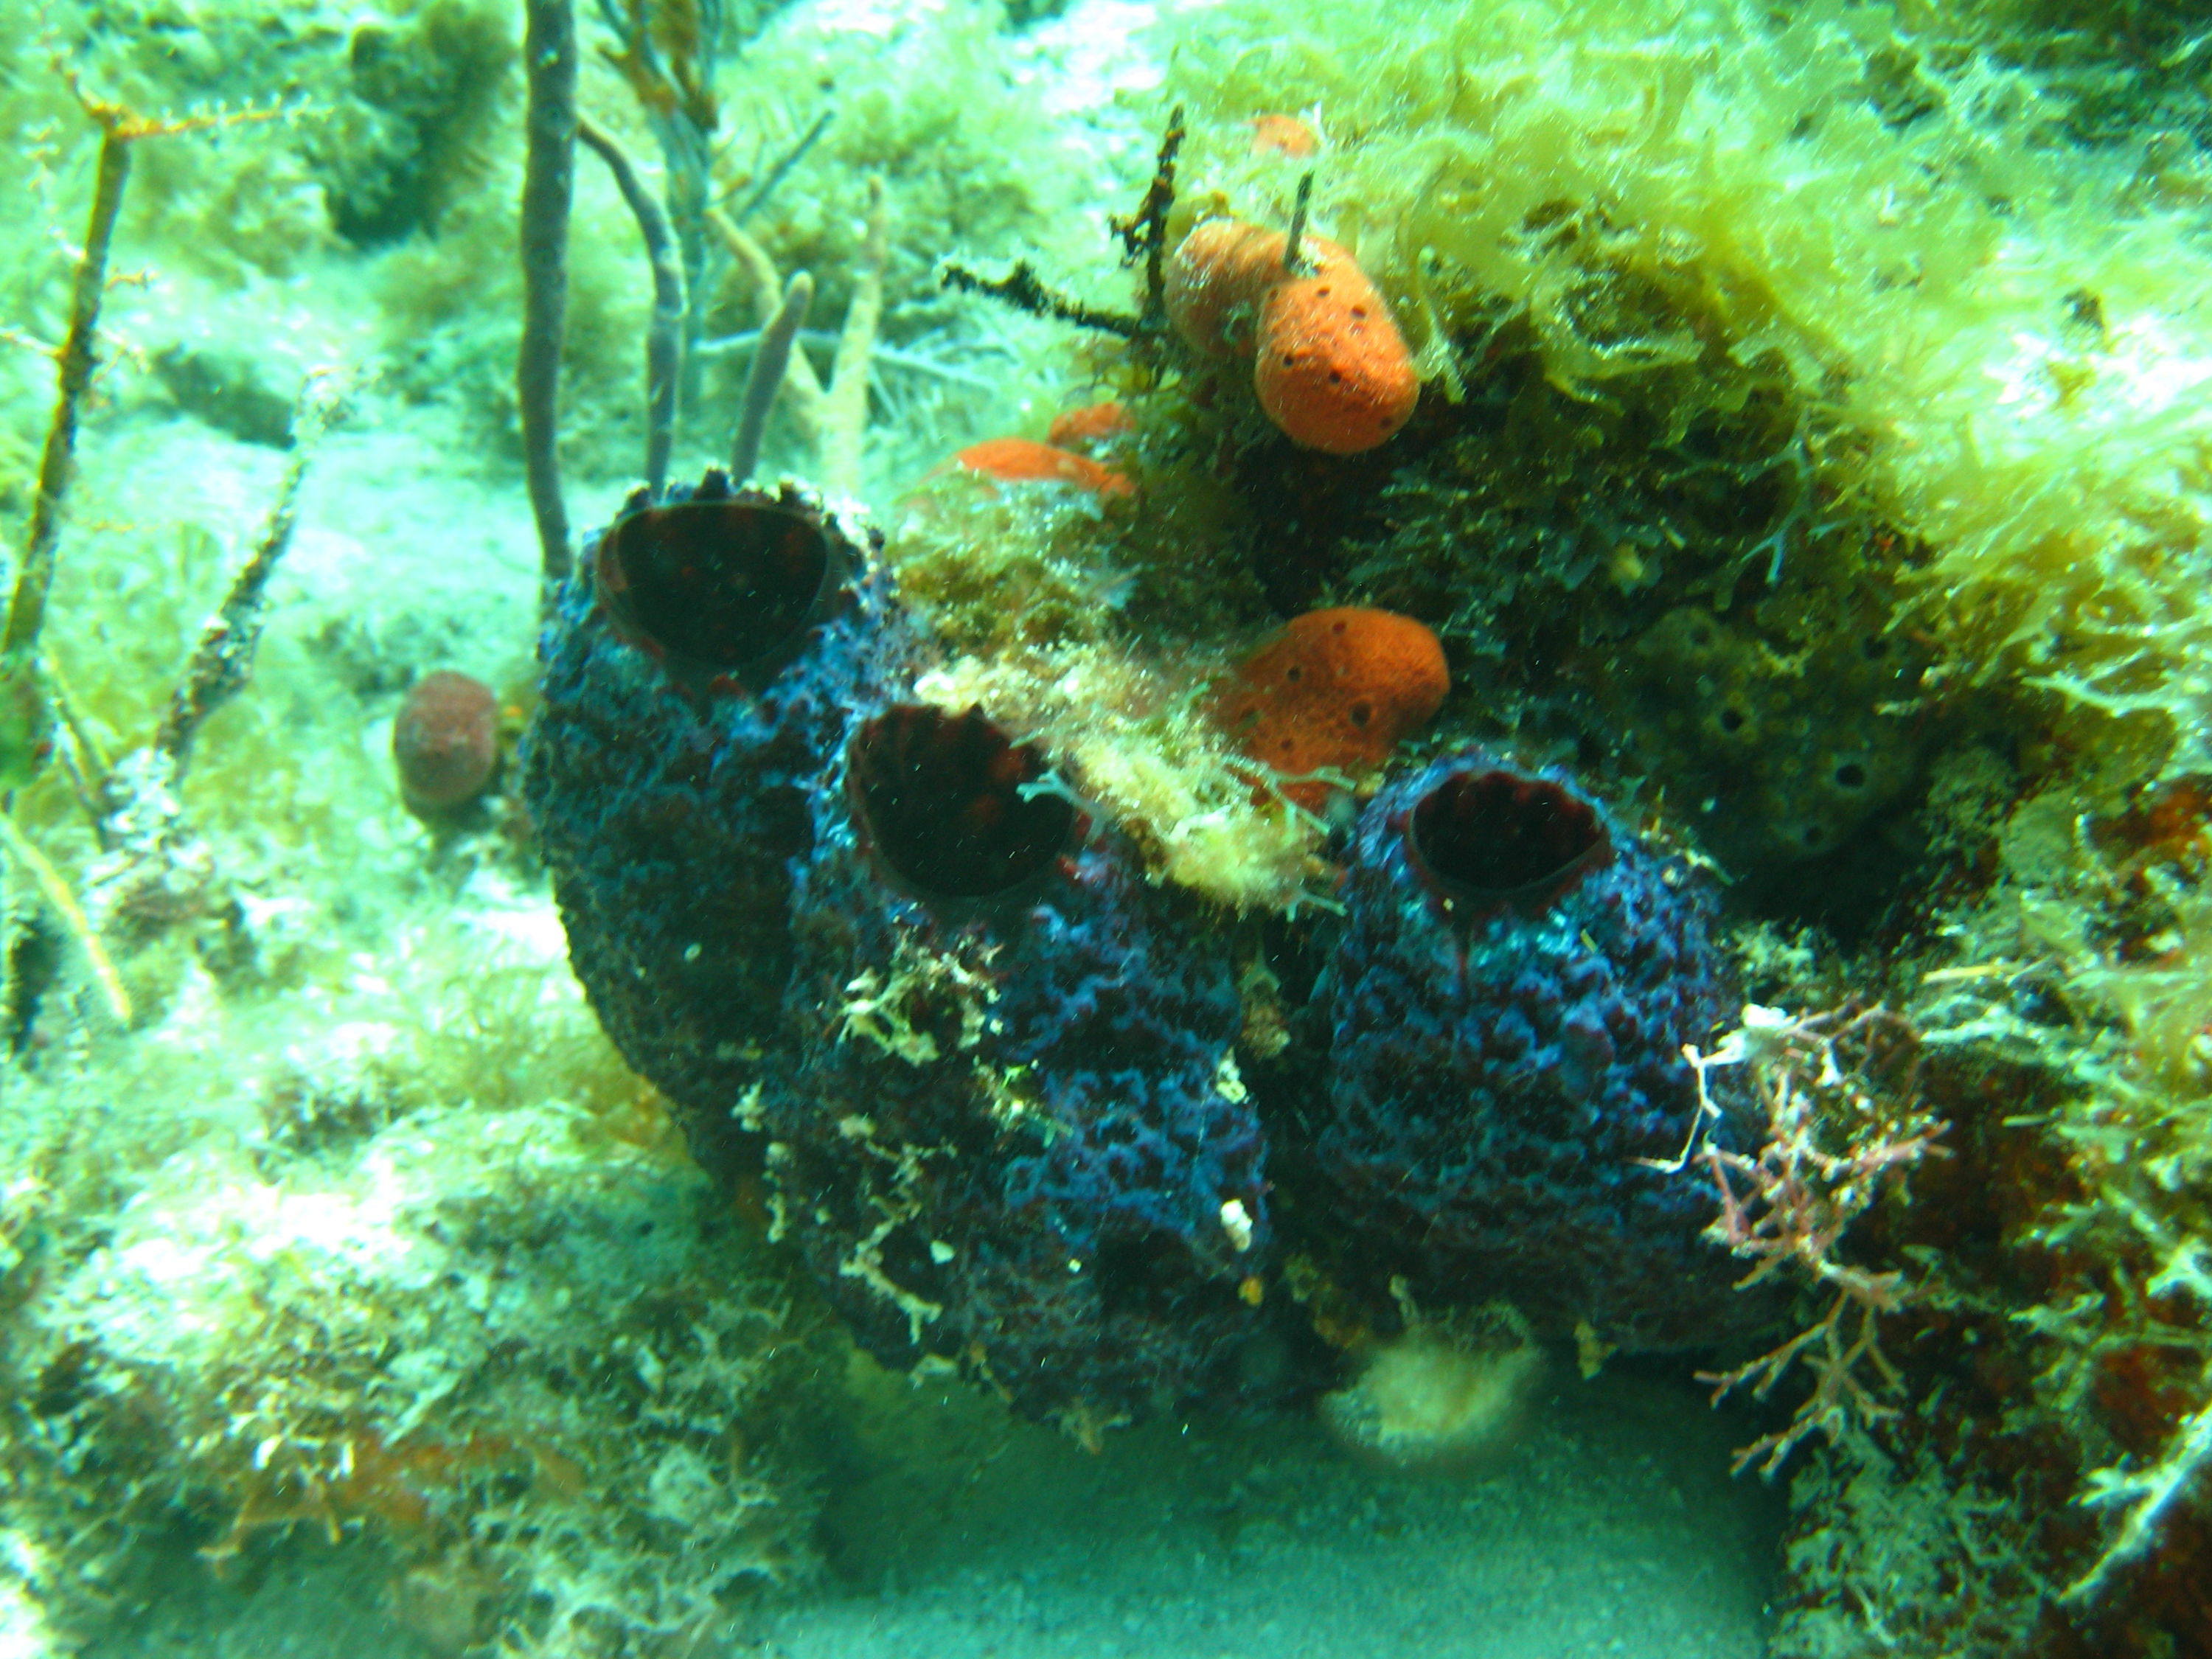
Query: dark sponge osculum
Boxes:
[{"xmin": 1315, "ymin": 749, "xmax": 1750, "ymax": 1351}]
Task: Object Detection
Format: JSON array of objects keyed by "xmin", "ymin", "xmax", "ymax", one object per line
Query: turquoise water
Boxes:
[{"xmin": 1, "ymin": 3, "xmax": 2208, "ymax": 1656}]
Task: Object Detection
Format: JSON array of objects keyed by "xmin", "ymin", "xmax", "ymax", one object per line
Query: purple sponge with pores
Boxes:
[
  {"xmin": 522, "ymin": 472, "xmax": 920, "ymax": 1185},
  {"xmin": 1316, "ymin": 749, "xmax": 1747, "ymax": 1349},
  {"xmin": 760, "ymin": 702, "xmax": 1281, "ymax": 1429}
]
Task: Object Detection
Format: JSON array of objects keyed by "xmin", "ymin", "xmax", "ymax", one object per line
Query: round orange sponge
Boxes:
[
  {"xmin": 393, "ymin": 671, "xmax": 501, "ymax": 813},
  {"xmin": 1254, "ymin": 244, "xmax": 1421, "ymax": 454},
  {"xmin": 1164, "ymin": 218, "xmax": 1418, "ymax": 454},
  {"xmin": 1164, "ymin": 219, "xmax": 1293, "ymax": 358},
  {"xmin": 1213, "ymin": 608, "xmax": 1449, "ymax": 807}
]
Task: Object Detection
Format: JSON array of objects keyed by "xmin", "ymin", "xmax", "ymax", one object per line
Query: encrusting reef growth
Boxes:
[
  {"xmin": 1109, "ymin": 3, "xmax": 2212, "ymax": 1650},
  {"xmin": 3, "ymin": 0, "xmax": 2212, "ymax": 1655},
  {"xmin": 824, "ymin": 1, "xmax": 2212, "ymax": 1647}
]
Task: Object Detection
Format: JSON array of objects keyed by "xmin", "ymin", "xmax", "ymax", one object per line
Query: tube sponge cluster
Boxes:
[
  {"xmin": 525, "ymin": 490, "xmax": 1742, "ymax": 1429},
  {"xmin": 526, "ymin": 480, "xmax": 1288, "ymax": 1431}
]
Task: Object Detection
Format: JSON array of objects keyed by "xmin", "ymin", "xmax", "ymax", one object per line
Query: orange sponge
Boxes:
[
  {"xmin": 1046, "ymin": 400, "xmax": 1134, "ymax": 450},
  {"xmin": 1164, "ymin": 219, "xmax": 1294, "ymax": 358},
  {"xmin": 1213, "ymin": 608, "xmax": 1449, "ymax": 808},
  {"xmin": 952, "ymin": 437, "xmax": 1133, "ymax": 498},
  {"xmin": 1248, "ymin": 114, "xmax": 1319, "ymax": 159},
  {"xmin": 393, "ymin": 671, "xmax": 501, "ymax": 814},
  {"xmin": 1254, "ymin": 243, "xmax": 1421, "ymax": 454},
  {"xmin": 1164, "ymin": 217, "xmax": 1418, "ymax": 454}
]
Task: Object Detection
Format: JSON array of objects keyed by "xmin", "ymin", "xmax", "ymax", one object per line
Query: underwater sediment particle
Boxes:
[
  {"xmin": 393, "ymin": 671, "xmax": 500, "ymax": 813},
  {"xmin": 759, "ymin": 700, "xmax": 1281, "ymax": 1428},
  {"xmin": 522, "ymin": 473, "xmax": 917, "ymax": 1183},
  {"xmin": 1315, "ymin": 751, "xmax": 1745, "ymax": 1349}
]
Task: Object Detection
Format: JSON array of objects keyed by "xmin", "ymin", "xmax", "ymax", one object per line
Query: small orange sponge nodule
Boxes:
[
  {"xmin": 1248, "ymin": 114, "xmax": 1320, "ymax": 159},
  {"xmin": 1164, "ymin": 219, "xmax": 1295, "ymax": 359},
  {"xmin": 1046, "ymin": 400, "xmax": 1135, "ymax": 451},
  {"xmin": 1213, "ymin": 608, "xmax": 1449, "ymax": 807},
  {"xmin": 1164, "ymin": 218, "xmax": 1418, "ymax": 455},
  {"xmin": 393, "ymin": 670, "xmax": 501, "ymax": 813},
  {"xmin": 952, "ymin": 437, "xmax": 1133, "ymax": 497}
]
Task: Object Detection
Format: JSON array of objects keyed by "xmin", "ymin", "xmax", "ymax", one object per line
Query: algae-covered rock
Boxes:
[
  {"xmin": 1616, "ymin": 603, "xmax": 1930, "ymax": 873},
  {"xmin": 305, "ymin": 1, "xmax": 517, "ymax": 247},
  {"xmin": 0, "ymin": 914, "xmax": 838, "ymax": 1655},
  {"xmin": 151, "ymin": 339, "xmax": 300, "ymax": 447}
]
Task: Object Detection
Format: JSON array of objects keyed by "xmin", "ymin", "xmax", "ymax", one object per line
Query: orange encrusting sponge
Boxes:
[
  {"xmin": 1213, "ymin": 608, "xmax": 1449, "ymax": 809},
  {"xmin": 1046, "ymin": 400, "xmax": 1134, "ymax": 450},
  {"xmin": 1248, "ymin": 114, "xmax": 1320, "ymax": 159},
  {"xmin": 1165, "ymin": 218, "xmax": 1419, "ymax": 455},
  {"xmin": 952, "ymin": 437, "xmax": 1133, "ymax": 497}
]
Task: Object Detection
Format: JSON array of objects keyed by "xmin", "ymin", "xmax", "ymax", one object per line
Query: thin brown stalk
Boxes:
[
  {"xmin": 518, "ymin": 0, "xmax": 579, "ymax": 596},
  {"xmin": 150, "ymin": 375, "xmax": 340, "ymax": 779},
  {"xmin": 4, "ymin": 128, "xmax": 131, "ymax": 664},
  {"xmin": 577, "ymin": 116, "xmax": 686, "ymax": 499}
]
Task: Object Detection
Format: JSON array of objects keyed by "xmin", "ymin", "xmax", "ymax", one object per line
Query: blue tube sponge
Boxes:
[
  {"xmin": 525, "ymin": 489, "xmax": 1285, "ymax": 1427},
  {"xmin": 759, "ymin": 702, "xmax": 1276, "ymax": 1430},
  {"xmin": 1317, "ymin": 750, "xmax": 1745, "ymax": 1349},
  {"xmin": 521, "ymin": 472, "xmax": 918, "ymax": 1183}
]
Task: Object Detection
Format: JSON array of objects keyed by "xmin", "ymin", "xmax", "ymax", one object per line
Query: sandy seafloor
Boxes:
[
  {"xmin": 755, "ymin": 1373, "xmax": 1784, "ymax": 1659},
  {"xmin": 91, "ymin": 1366, "xmax": 1783, "ymax": 1659}
]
